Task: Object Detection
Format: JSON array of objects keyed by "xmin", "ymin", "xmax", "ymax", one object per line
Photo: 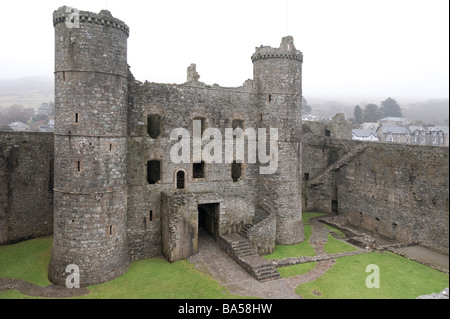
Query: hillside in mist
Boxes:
[{"xmin": 307, "ymin": 97, "xmax": 449, "ymax": 125}]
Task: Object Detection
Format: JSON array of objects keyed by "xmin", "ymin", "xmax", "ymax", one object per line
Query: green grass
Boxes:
[
  {"xmin": 263, "ymin": 225, "xmax": 315, "ymax": 260},
  {"xmin": 322, "ymin": 223, "xmax": 346, "ymax": 238},
  {"xmin": 0, "ymin": 237, "xmax": 253, "ymax": 299},
  {"xmin": 81, "ymin": 257, "xmax": 251, "ymax": 299},
  {"xmin": 295, "ymin": 251, "xmax": 449, "ymax": 299},
  {"xmin": 324, "ymin": 234, "xmax": 358, "ymax": 254},
  {"xmin": 0, "ymin": 236, "xmax": 52, "ymax": 287},
  {"xmin": 263, "ymin": 212, "xmax": 329, "ymax": 260},
  {"xmin": 277, "ymin": 263, "xmax": 317, "ymax": 278}
]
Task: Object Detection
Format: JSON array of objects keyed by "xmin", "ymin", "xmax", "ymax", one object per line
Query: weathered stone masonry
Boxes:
[
  {"xmin": 0, "ymin": 132, "xmax": 54, "ymax": 245},
  {"xmin": 47, "ymin": 7, "xmax": 306, "ymax": 286},
  {"xmin": 0, "ymin": 6, "xmax": 448, "ymax": 287},
  {"xmin": 302, "ymin": 128, "xmax": 449, "ymax": 255}
]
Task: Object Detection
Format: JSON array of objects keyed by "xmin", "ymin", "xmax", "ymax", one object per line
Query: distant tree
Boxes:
[
  {"xmin": 2, "ymin": 104, "xmax": 35, "ymax": 124},
  {"xmin": 32, "ymin": 113, "xmax": 48, "ymax": 122},
  {"xmin": 362, "ymin": 104, "xmax": 380, "ymax": 122},
  {"xmin": 302, "ymin": 97, "xmax": 312, "ymax": 114},
  {"xmin": 353, "ymin": 105, "xmax": 363, "ymax": 124},
  {"xmin": 380, "ymin": 97, "xmax": 403, "ymax": 117}
]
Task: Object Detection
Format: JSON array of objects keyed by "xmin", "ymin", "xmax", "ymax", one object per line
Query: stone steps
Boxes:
[
  {"xmin": 238, "ymin": 208, "xmax": 270, "ymax": 239},
  {"xmin": 219, "ymin": 233, "xmax": 281, "ymax": 283}
]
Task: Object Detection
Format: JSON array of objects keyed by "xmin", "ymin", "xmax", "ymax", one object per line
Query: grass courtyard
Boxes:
[{"xmin": 0, "ymin": 212, "xmax": 448, "ymax": 299}]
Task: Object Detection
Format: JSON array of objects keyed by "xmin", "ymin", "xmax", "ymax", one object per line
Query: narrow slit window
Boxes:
[
  {"xmin": 268, "ymin": 94, "xmax": 272, "ymax": 102},
  {"xmin": 149, "ymin": 210, "xmax": 153, "ymax": 222},
  {"xmin": 77, "ymin": 161, "xmax": 81, "ymax": 172},
  {"xmin": 62, "ymin": 71, "xmax": 66, "ymax": 81},
  {"xmin": 109, "ymin": 225, "xmax": 113, "ymax": 236},
  {"xmin": 109, "ymin": 143, "xmax": 113, "ymax": 151},
  {"xmin": 75, "ymin": 113, "xmax": 79, "ymax": 123}
]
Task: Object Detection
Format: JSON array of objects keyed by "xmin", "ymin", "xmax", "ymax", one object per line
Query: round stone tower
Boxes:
[
  {"xmin": 252, "ymin": 36, "xmax": 305, "ymax": 245},
  {"xmin": 48, "ymin": 7, "xmax": 130, "ymax": 287}
]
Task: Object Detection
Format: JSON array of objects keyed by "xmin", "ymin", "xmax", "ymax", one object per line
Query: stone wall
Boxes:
[
  {"xmin": 339, "ymin": 143, "xmax": 449, "ymax": 254},
  {"xmin": 0, "ymin": 132, "xmax": 54, "ymax": 245},
  {"xmin": 126, "ymin": 78, "xmax": 261, "ymax": 259},
  {"xmin": 303, "ymin": 133, "xmax": 449, "ymax": 254},
  {"xmin": 247, "ymin": 206, "xmax": 276, "ymax": 255}
]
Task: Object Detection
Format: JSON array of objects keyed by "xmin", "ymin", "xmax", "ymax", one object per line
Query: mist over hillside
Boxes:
[
  {"xmin": 0, "ymin": 76, "xmax": 53, "ymax": 95},
  {"xmin": 307, "ymin": 97, "xmax": 449, "ymax": 125},
  {"xmin": 0, "ymin": 77, "xmax": 448, "ymax": 125},
  {"xmin": 0, "ymin": 76, "xmax": 54, "ymax": 109}
]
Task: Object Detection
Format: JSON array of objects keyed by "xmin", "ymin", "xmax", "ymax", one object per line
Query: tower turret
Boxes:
[
  {"xmin": 252, "ymin": 36, "xmax": 305, "ymax": 245},
  {"xmin": 48, "ymin": 7, "xmax": 130, "ymax": 286}
]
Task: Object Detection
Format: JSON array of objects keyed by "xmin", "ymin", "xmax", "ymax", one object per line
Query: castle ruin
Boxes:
[{"xmin": 0, "ymin": 7, "xmax": 448, "ymax": 287}]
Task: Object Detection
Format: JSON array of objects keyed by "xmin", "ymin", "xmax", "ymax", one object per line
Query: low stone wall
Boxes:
[{"xmin": 247, "ymin": 207, "xmax": 276, "ymax": 255}]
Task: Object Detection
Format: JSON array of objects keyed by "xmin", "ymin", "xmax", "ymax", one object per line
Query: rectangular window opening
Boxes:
[
  {"xmin": 232, "ymin": 162, "xmax": 242, "ymax": 183},
  {"xmin": 147, "ymin": 114, "xmax": 162, "ymax": 138},
  {"xmin": 77, "ymin": 161, "xmax": 81, "ymax": 172},
  {"xmin": 147, "ymin": 160, "xmax": 161, "ymax": 184},
  {"xmin": 75, "ymin": 113, "xmax": 79, "ymax": 123},
  {"xmin": 193, "ymin": 162, "xmax": 205, "ymax": 179}
]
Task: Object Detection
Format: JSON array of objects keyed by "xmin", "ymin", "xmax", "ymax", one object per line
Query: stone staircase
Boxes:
[
  {"xmin": 219, "ymin": 233, "xmax": 281, "ymax": 282},
  {"xmin": 238, "ymin": 209, "xmax": 269, "ymax": 238},
  {"xmin": 307, "ymin": 144, "xmax": 367, "ymax": 186}
]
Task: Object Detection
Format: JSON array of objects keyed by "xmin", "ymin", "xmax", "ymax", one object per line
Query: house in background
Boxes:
[
  {"xmin": 9, "ymin": 122, "xmax": 30, "ymax": 132},
  {"xmin": 377, "ymin": 125, "xmax": 411, "ymax": 144},
  {"xmin": 352, "ymin": 129, "xmax": 379, "ymax": 142}
]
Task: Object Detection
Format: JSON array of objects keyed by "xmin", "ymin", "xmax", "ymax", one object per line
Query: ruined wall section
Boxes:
[
  {"xmin": 303, "ymin": 133, "xmax": 449, "ymax": 254},
  {"xmin": 339, "ymin": 143, "xmax": 449, "ymax": 254},
  {"xmin": 126, "ymin": 78, "xmax": 259, "ymax": 260},
  {"xmin": 0, "ymin": 132, "xmax": 54, "ymax": 245}
]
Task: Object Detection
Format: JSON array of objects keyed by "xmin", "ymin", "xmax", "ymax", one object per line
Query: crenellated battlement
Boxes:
[
  {"xmin": 251, "ymin": 53, "xmax": 303, "ymax": 62},
  {"xmin": 251, "ymin": 36, "xmax": 303, "ymax": 62},
  {"xmin": 53, "ymin": 7, "xmax": 129, "ymax": 37}
]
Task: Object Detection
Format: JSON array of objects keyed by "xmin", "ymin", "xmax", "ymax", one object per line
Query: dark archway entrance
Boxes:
[{"xmin": 198, "ymin": 203, "xmax": 220, "ymax": 241}]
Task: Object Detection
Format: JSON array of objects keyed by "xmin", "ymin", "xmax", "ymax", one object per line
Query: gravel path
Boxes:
[{"xmin": 0, "ymin": 278, "xmax": 89, "ymax": 298}]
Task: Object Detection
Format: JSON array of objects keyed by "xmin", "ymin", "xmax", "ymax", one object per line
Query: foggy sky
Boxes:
[{"xmin": 0, "ymin": 0, "xmax": 448, "ymax": 102}]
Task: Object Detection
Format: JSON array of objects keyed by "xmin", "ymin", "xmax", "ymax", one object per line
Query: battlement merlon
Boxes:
[
  {"xmin": 251, "ymin": 36, "xmax": 303, "ymax": 62},
  {"xmin": 52, "ymin": 6, "xmax": 130, "ymax": 38}
]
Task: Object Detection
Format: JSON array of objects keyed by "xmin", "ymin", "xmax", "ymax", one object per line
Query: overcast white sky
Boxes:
[{"xmin": 0, "ymin": 0, "xmax": 448, "ymax": 102}]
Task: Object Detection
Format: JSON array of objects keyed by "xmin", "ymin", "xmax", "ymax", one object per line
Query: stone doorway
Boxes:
[{"xmin": 198, "ymin": 203, "xmax": 220, "ymax": 241}]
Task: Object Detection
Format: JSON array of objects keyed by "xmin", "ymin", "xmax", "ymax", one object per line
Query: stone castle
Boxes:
[{"xmin": 0, "ymin": 7, "xmax": 448, "ymax": 287}]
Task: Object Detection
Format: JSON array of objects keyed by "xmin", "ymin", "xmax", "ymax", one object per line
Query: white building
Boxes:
[{"xmin": 352, "ymin": 129, "xmax": 379, "ymax": 142}]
